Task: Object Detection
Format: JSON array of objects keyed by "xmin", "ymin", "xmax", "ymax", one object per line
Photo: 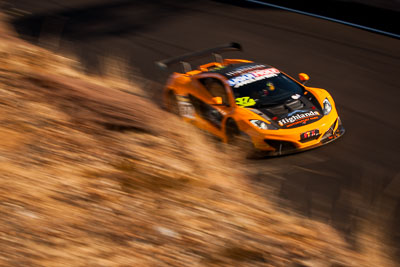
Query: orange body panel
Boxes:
[{"xmin": 163, "ymin": 59, "xmax": 344, "ymax": 155}]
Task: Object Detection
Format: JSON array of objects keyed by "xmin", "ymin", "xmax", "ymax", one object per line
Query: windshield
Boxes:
[{"xmin": 229, "ymin": 69, "xmax": 304, "ymax": 107}]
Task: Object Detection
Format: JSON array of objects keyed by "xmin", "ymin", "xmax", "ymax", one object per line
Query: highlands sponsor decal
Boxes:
[{"xmin": 278, "ymin": 111, "xmax": 320, "ymax": 126}]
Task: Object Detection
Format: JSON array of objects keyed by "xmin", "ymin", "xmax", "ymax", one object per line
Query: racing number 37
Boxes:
[{"xmin": 236, "ymin": 97, "xmax": 256, "ymax": 107}]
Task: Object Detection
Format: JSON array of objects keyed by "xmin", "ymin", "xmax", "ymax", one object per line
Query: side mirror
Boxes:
[
  {"xmin": 212, "ymin": 96, "xmax": 223, "ymax": 105},
  {"xmin": 298, "ymin": 73, "xmax": 310, "ymax": 84}
]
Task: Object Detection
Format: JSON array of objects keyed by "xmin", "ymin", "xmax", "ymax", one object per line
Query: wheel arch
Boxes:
[
  {"xmin": 164, "ymin": 88, "xmax": 180, "ymax": 114},
  {"xmin": 224, "ymin": 117, "xmax": 240, "ymax": 142}
]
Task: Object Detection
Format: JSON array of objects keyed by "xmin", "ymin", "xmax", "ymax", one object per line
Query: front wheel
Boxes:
[{"xmin": 226, "ymin": 121, "xmax": 258, "ymax": 158}]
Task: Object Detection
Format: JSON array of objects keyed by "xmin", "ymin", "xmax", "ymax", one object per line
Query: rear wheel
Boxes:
[{"xmin": 166, "ymin": 90, "xmax": 179, "ymax": 115}]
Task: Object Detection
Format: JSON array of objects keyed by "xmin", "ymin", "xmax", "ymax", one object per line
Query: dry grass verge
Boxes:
[{"xmin": 0, "ymin": 16, "xmax": 376, "ymax": 266}]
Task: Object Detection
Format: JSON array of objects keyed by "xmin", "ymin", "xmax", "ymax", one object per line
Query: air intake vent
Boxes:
[
  {"xmin": 285, "ymin": 99, "xmax": 304, "ymax": 110},
  {"xmin": 266, "ymin": 105, "xmax": 288, "ymax": 116},
  {"xmin": 264, "ymin": 140, "xmax": 297, "ymax": 153}
]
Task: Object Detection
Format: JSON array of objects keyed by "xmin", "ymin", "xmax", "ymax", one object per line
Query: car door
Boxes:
[{"xmin": 188, "ymin": 75, "xmax": 233, "ymax": 139}]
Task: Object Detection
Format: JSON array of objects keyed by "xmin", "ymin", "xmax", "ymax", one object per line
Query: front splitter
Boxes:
[{"xmin": 260, "ymin": 125, "xmax": 345, "ymax": 157}]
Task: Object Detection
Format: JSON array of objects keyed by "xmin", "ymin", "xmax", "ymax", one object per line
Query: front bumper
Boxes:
[
  {"xmin": 250, "ymin": 114, "xmax": 345, "ymax": 156},
  {"xmin": 264, "ymin": 123, "xmax": 345, "ymax": 156}
]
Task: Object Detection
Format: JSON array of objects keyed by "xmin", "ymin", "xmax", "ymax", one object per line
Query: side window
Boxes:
[{"xmin": 199, "ymin": 78, "xmax": 229, "ymax": 105}]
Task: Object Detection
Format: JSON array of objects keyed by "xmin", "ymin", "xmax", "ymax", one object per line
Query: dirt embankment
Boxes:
[{"xmin": 0, "ymin": 17, "xmax": 382, "ymax": 266}]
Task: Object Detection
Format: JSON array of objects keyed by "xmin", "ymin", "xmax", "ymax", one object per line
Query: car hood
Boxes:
[{"xmin": 249, "ymin": 96, "xmax": 323, "ymax": 129}]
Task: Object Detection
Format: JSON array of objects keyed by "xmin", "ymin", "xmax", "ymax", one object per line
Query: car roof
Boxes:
[{"xmin": 206, "ymin": 62, "xmax": 273, "ymax": 79}]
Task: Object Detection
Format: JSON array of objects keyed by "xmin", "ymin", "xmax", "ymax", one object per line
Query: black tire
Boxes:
[
  {"xmin": 225, "ymin": 120, "xmax": 241, "ymax": 145},
  {"xmin": 166, "ymin": 90, "xmax": 179, "ymax": 115},
  {"xmin": 225, "ymin": 120, "xmax": 257, "ymax": 158}
]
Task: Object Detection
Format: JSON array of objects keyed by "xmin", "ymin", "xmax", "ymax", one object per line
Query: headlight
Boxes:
[
  {"xmin": 250, "ymin": 120, "xmax": 277, "ymax": 130},
  {"xmin": 323, "ymin": 98, "xmax": 332, "ymax": 115}
]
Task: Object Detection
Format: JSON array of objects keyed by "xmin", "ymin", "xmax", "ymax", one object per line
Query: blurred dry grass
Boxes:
[{"xmin": 0, "ymin": 15, "xmax": 389, "ymax": 266}]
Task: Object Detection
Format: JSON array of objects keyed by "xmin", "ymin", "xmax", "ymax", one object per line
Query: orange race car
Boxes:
[{"xmin": 156, "ymin": 43, "xmax": 345, "ymax": 156}]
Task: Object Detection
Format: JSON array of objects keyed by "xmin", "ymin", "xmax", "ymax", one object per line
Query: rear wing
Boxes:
[{"xmin": 155, "ymin": 42, "xmax": 242, "ymax": 73}]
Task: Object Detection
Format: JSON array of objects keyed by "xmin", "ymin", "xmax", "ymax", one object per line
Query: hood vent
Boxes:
[
  {"xmin": 266, "ymin": 105, "xmax": 287, "ymax": 116},
  {"xmin": 249, "ymin": 96, "xmax": 323, "ymax": 129},
  {"xmin": 264, "ymin": 99, "xmax": 305, "ymax": 117},
  {"xmin": 285, "ymin": 99, "xmax": 304, "ymax": 110}
]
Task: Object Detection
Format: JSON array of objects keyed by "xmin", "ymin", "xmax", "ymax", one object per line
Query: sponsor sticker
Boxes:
[
  {"xmin": 300, "ymin": 129, "xmax": 319, "ymax": 140},
  {"xmin": 278, "ymin": 111, "xmax": 320, "ymax": 127},
  {"xmin": 178, "ymin": 101, "xmax": 195, "ymax": 119},
  {"xmin": 225, "ymin": 64, "xmax": 266, "ymax": 76},
  {"xmin": 228, "ymin": 68, "xmax": 280, "ymax": 88}
]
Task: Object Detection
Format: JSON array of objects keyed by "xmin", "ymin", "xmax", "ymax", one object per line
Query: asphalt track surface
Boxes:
[{"xmin": 6, "ymin": 0, "xmax": 400, "ymax": 257}]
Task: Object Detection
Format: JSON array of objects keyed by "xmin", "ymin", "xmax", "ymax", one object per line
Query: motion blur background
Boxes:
[{"xmin": 0, "ymin": 0, "xmax": 399, "ymax": 266}]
